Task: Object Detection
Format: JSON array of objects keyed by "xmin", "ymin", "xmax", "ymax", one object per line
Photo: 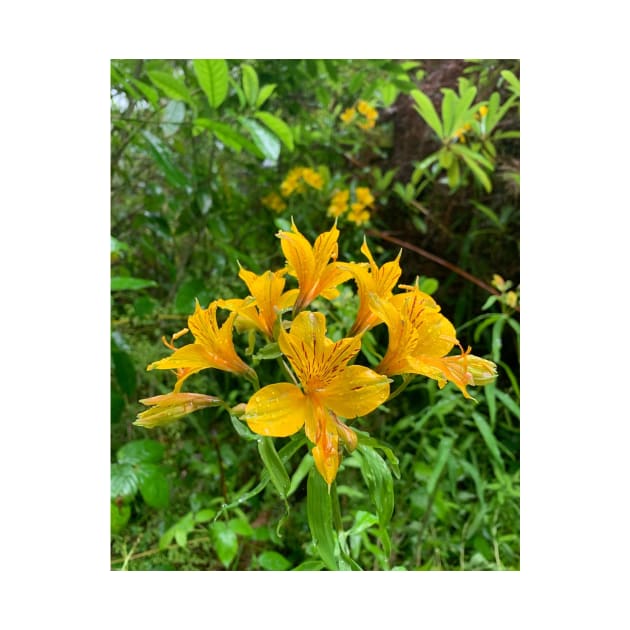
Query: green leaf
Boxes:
[
  {"xmin": 253, "ymin": 342, "xmax": 282, "ymax": 361},
  {"xmin": 354, "ymin": 431, "xmax": 400, "ymax": 478},
  {"xmin": 411, "ymin": 89, "xmax": 443, "ymax": 137},
  {"xmin": 130, "ymin": 79, "xmax": 159, "ymax": 108},
  {"xmin": 288, "ymin": 453, "xmax": 314, "ymax": 496},
  {"xmin": 258, "ymin": 437, "xmax": 290, "ymax": 498},
  {"xmin": 111, "ymin": 463, "xmax": 138, "ymax": 500},
  {"xmin": 418, "ymin": 276, "xmax": 439, "ymax": 295},
  {"xmin": 193, "ymin": 59, "xmax": 229, "ymax": 109},
  {"xmin": 111, "ymin": 502, "xmax": 131, "ymax": 534},
  {"xmin": 451, "ymin": 144, "xmax": 492, "ymax": 193},
  {"xmin": 306, "ymin": 467, "xmax": 338, "ymax": 571},
  {"xmin": 239, "ymin": 117, "xmax": 281, "ymax": 162},
  {"xmin": 161, "ymin": 100, "xmax": 186, "ymax": 137},
  {"xmin": 256, "ymin": 83, "xmax": 276, "ymax": 108},
  {"xmin": 147, "ymin": 70, "xmax": 192, "ymax": 104},
  {"xmin": 160, "ymin": 512, "xmax": 195, "ymax": 549},
  {"xmin": 258, "ymin": 550, "xmax": 291, "ymax": 571},
  {"xmin": 472, "ymin": 412, "xmax": 505, "ymax": 468},
  {"xmin": 111, "ymin": 390, "xmax": 124, "ymax": 424},
  {"xmin": 137, "ymin": 464, "xmax": 169, "ymax": 508},
  {"xmin": 174, "ymin": 277, "xmax": 211, "ymax": 315},
  {"xmin": 112, "ymin": 350, "xmax": 136, "ymax": 398},
  {"xmin": 494, "ymin": 389, "xmax": 520, "ymax": 419},
  {"xmin": 141, "ymin": 131, "xmax": 189, "ymax": 188},
  {"xmin": 194, "ymin": 118, "xmax": 264, "ymax": 158},
  {"xmin": 500, "ymin": 70, "xmax": 520, "ymax": 96},
  {"xmin": 357, "ymin": 445, "xmax": 394, "ymax": 534},
  {"xmin": 254, "ymin": 111, "xmax": 294, "ymax": 151},
  {"xmin": 229, "ymin": 414, "xmax": 258, "ymax": 440},
  {"xmin": 111, "ymin": 276, "xmax": 157, "ymax": 292},
  {"xmin": 228, "ymin": 517, "xmax": 254, "ymax": 537},
  {"xmin": 117, "ymin": 439, "xmax": 164, "ymax": 465},
  {"xmin": 427, "ymin": 437, "xmax": 453, "ymax": 497},
  {"xmin": 210, "ymin": 521, "xmax": 238, "ymax": 568},
  {"xmin": 346, "ymin": 510, "xmax": 379, "ymax": 537},
  {"xmin": 241, "ymin": 64, "xmax": 259, "ymax": 107},
  {"xmin": 440, "ymin": 88, "xmax": 457, "ymax": 136},
  {"xmin": 292, "ymin": 560, "xmax": 324, "ymax": 571}
]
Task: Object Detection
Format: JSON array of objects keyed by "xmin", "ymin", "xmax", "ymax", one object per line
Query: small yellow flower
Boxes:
[
  {"xmin": 355, "ymin": 187, "xmax": 375, "ymax": 208},
  {"xmin": 505, "ymin": 290, "xmax": 518, "ymax": 309},
  {"xmin": 135, "ymin": 392, "xmax": 221, "ymax": 428},
  {"xmin": 147, "ymin": 300, "xmax": 256, "ymax": 388},
  {"xmin": 479, "ymin": 105, "xmax": 489, "ymax": 118},
  {"xmin": 357, "ymin": 100, "xmax": 378, "ymax": 121},
  {"xmin": 277, "ymin": 220, "xmax": 351, "ymax": 313},
  {"xmin": 347, "ymin": 204, "xmax": 370, "ymax": 226},
  {"xmin": 261, "ymin": 192, "xmax": 287, "ymax": 213},
  {"xmin": 491, "ymin": 274, "xmax": 507, "ymax": 291},
  {"xmin": 327, "ymin": 189, "xmax": 349, "ymax": 218},
  {"xmin": 340, "ymin": 107, "xmax": 356, "ymax": 124},
  {"xmin": 244, "ymin": 311, "xmax": 390, "ymax": 485},
  {"xmin": 338, "ymin": 238, "xmax": 402, "ymax": 336},
  {"xmin": 301, "ymin": 167, "xmax": 324, "ymax": 190},
  {"xmin": 218, "ymin": 266, "xmax": 298, "ymax": 339}
]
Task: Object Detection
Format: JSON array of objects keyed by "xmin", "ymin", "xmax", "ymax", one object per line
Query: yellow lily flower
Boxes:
[
  {"xmin": 244, "ymin": 312, "xmax": 390, "ymax": 485},
  {"xmin": 135, "ymin": 392, "xmax": 221, "ymax": 428},
  {"xmin": 218, "ymin": 266, "xmax": 298, "ymax": 339},
  {"xmin": 147, "ymin": 300, "xmax": 256, "ymax": 388},
  {"xmin": 370, "ymin": 289, "xmax": 496, "ymax": 398},
  {"xmin": 338, "ymin": 238, "xmax": 402, "ymax": 336},
  {"xmin": 277, "ymin": 220, "xmax": 351, "ymax": 313}
]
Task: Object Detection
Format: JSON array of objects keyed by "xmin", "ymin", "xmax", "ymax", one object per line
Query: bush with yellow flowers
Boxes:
[{"xmin": 136, "ymin": 221, "xmax": 496, "ymax": 570}]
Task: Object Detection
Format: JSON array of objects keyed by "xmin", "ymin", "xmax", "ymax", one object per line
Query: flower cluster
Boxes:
[
  {"xmin": 261, "ymin": 191, "xmax": 287, "ymax": 213},
  {"xmin": 280, "ymin": 166, "xmax": 324, "ymax": 197},
  {"xmin": 340, "ymin": 100, "xmax": 378, "ymax": 130},
  {"xmin": 327, "ymin": 186, "xmax": 375, "ymax": 226},
  {"xmin": 137, "ymin": 222, "xmax": 496, "ymax": 486}
]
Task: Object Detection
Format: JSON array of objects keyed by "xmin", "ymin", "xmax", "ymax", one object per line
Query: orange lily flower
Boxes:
[
  {"xmin": 218, "ymin": 266, "xmax": 297, "ymax": 339},
  {"xmin": 244, "ymin": 312, "xmax": 390, "ymax": 486},
  {"xmin": 147, "ymin": 300, "xmax": 256, "ymax": 388},
  {"xmin": 338, "ymin": 238, "xmax": 402, "ymax": 335},
  {"xmin": 135, "ymin": 392, "xmax": 221, "ymax": 428},
  {"xmin": 277, "ymin": 220, "xmax": 351, "ymax": 313},
  {"xmin": 370, "ymin": 289, "xmax": 496, "ymax": 398}
]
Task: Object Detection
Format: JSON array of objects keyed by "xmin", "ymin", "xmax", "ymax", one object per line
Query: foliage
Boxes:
[{"xmin": 111, "ymin": 59, "xmax": 519, "ymax": 571}]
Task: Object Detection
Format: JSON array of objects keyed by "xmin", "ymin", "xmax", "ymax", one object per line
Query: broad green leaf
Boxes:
[
  {"xmin": 427, "ymin": 436, "xmax": 453, "ymax": 496},
  {"xmin": 228, "ymin": 518, "xmax": 254, "ymax": 537},
  {"xmin": 174, "ymin": 277, "xmax": 212, "ymax": 314},
  {"xmin": 112, "ymin": 350, "xmax": 136, "ymax": 398},
  {"xmin": 418, "ymin": 276, "xmax": 439, "ymax": 295},
  {"xmin": 258, "ymin": 550, "xmax": 291, "ymax": 571},
  {"xmin": 241, "ymin": 64, "xmax": 259, "ymax": 107},
  {"xmin": 194, "ymin": 509, "xmax": 216, "ymax": 523},
  {"xmin": 111, "ymin": 276, "xmax": 157, "ymax": 291},
  {"xmin": 346, "ymin": 510, "xmax": 379, "ymax": 537},
  {"xmin": 411, "ymin": 89, "xmax": 443, "ymax": 137},
  {"xmin": 454, "ymin": 85, "xmax": 477, "ymax": 124},
  {"xmin": 136, "ymin": 464, "xmax": 169, "ymax": 508},
  {"xmin": 111, "ymin": 502, "xmax": 131, "ymax": 534},
  {"xmin": 254, "ymin": 111, "xmax": 294, "ymax": 151},
  {"xmin": 292, "ymin": 560, "xmax": 324, "ymax": 571},
  {"xmin": 111, "ymin": 463, "xmax": 138, "ymax": 500},
  {"xmin": 160, "ymin": 512, "xmax": 195, "ymax": 549},
  {"xmin": 194, "ymin": 118, "xmax": 264, "ymax": 158},
  {"xmin": 441, "ymin": 88, "xmax": 457, "ymax": 136},
  {"xmin": 147, "ymin": 70, "xmax": 192, "ymax": 104},
  {"xmin": 472, "ymin": 412, "xmax": 505, "ymax": 468},
  {"xmin": 239, "ymin": 117, "xmax": 281, "ymax": 162},
  {"xmin": 258, "ymin": 437, "xmax": 290, "ymax": 498},
  {"xmin": 193, "ymin": 59, "xmax": 229, "ymax": 109},
  {"xmin": 253, "ymin": 342, "xmax": 282, "ymax": 361},
  {"xmin": 210, "ymin": 521, "xmax": 238, "ymax": 568},
  {"xmin": 130, "ymin": 79, "xmax": 159, "ymax": 108},
  {"xmin": 117, "ymin": 439, "xmax": 164, "ymax": 465},
  {"xmin": 256, "ymin": 83, "xmax": 276, "ymax": 108},
  {"xmin": 355, "ymin": 431, "xmax": 400, "ymax": 478},
  {"xmin": 142, "ymin": 130, "xmax": 189, "ymax": 188},
  {"xmin": 501, "ymin": 70, "xmax": 520, "ymax": 96},
  {"xmin": 306, "ymin": 467, "xmax": 338, "ymax": 571},
  {"xmin": 357, "ymin": 445, "xmax": 394, "ymax": 533}
]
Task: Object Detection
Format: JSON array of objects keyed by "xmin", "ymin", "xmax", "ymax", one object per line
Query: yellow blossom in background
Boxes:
[
  {"xmin": 135, "ymin": 392, "xmax": 221, "ymax": 428},
  {"xmin": 479, "ymin": 104, "xmax": 489, "ymax": 118},
  {"xmin": 355, "ymin": 187, "xmax": 374, "ymax": 208},
  {"xmin": 338, "ymin": 238, "xmax": 402, "ymax": 336},
  {"xmin": 370, "ymin": 289, "xmax": 496, "ymax": 398},
  {"xmin": 340, "ymin": 107, "xmax": 356, "ymax": 124},
  {"xmin": 491, "ymin": 274, "xmax": 506, "ymax": 291},
  {"xmin": 244, "ymin": 312, "xmax": 390, "ymax": 485},
  {"xmin": 357, "ymin": 100, "xmax": 378, "ymax": 130},
  {"xmin": 261, "ymin": 192, "xmax": 287, "ymax": 213},
  {"xmin": 218, "ymin": 266, "xmax": 297, "ymax": 339},
  {"xmin": 327, "ymin": 189, "xmax": 349, "ymax": 218},
  {"xmin": 277, "ymin": 220, "xmax": 351, "ymax": 313},
  {"xmin": 280, "ymin": 167, "xmax": 323, "ymax": 197},
  {"xmin": 347, "ymin": 203, "xmax": 370, "ymax": 226},
  {"xmin": 506, "ymin": 290, "xmax": 518, "ymax": 309},
  {"xmin": 147, "ymin": 300, "xmax": 257, "ymax": 388}
]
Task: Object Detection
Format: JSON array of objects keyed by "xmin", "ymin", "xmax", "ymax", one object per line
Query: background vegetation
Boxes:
[{"xmin": 111, "ymin": 58, "xmax": 520, "ymax": 570}]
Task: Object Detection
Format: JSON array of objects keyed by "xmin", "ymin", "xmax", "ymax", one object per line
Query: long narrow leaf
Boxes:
[
  {"xmin": 193, "ymin": 59, "xmax": 229, "ymax": 109},
  {"xmin": 411, "ymin": 89, "xmax": 443, "ymax": 137},
  {"xmin": 306, "ymin": 468, "xmax": 338, "ymax": 570}
]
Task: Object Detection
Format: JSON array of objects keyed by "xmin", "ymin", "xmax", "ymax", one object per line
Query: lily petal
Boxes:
[
  {"xmin": 245, "ymin": 383, "xmax": 309, "ymax": 437},
  {"xmin": 321, "ymin": 365, "xmax": 390, "ymax": 418}
]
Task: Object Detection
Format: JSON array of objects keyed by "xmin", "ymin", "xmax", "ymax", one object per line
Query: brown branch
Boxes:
[{"xmin": 367, "ymin": 229, "xmax": 499, "ymax": 296}]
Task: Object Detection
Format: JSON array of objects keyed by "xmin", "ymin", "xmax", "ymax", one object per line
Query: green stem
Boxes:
[
  {"xmin": 387, "ymin": 375, "xmax": 415, "ymax": 402},
  {"xmin": 330, "ymin": 481, "xmax": 343, "ymax": 533}
]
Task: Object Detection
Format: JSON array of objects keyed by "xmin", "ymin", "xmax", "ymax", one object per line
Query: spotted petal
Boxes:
[{"xmin": 245, "ymin": 383, "xmax": 310, "ymax": 437}]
